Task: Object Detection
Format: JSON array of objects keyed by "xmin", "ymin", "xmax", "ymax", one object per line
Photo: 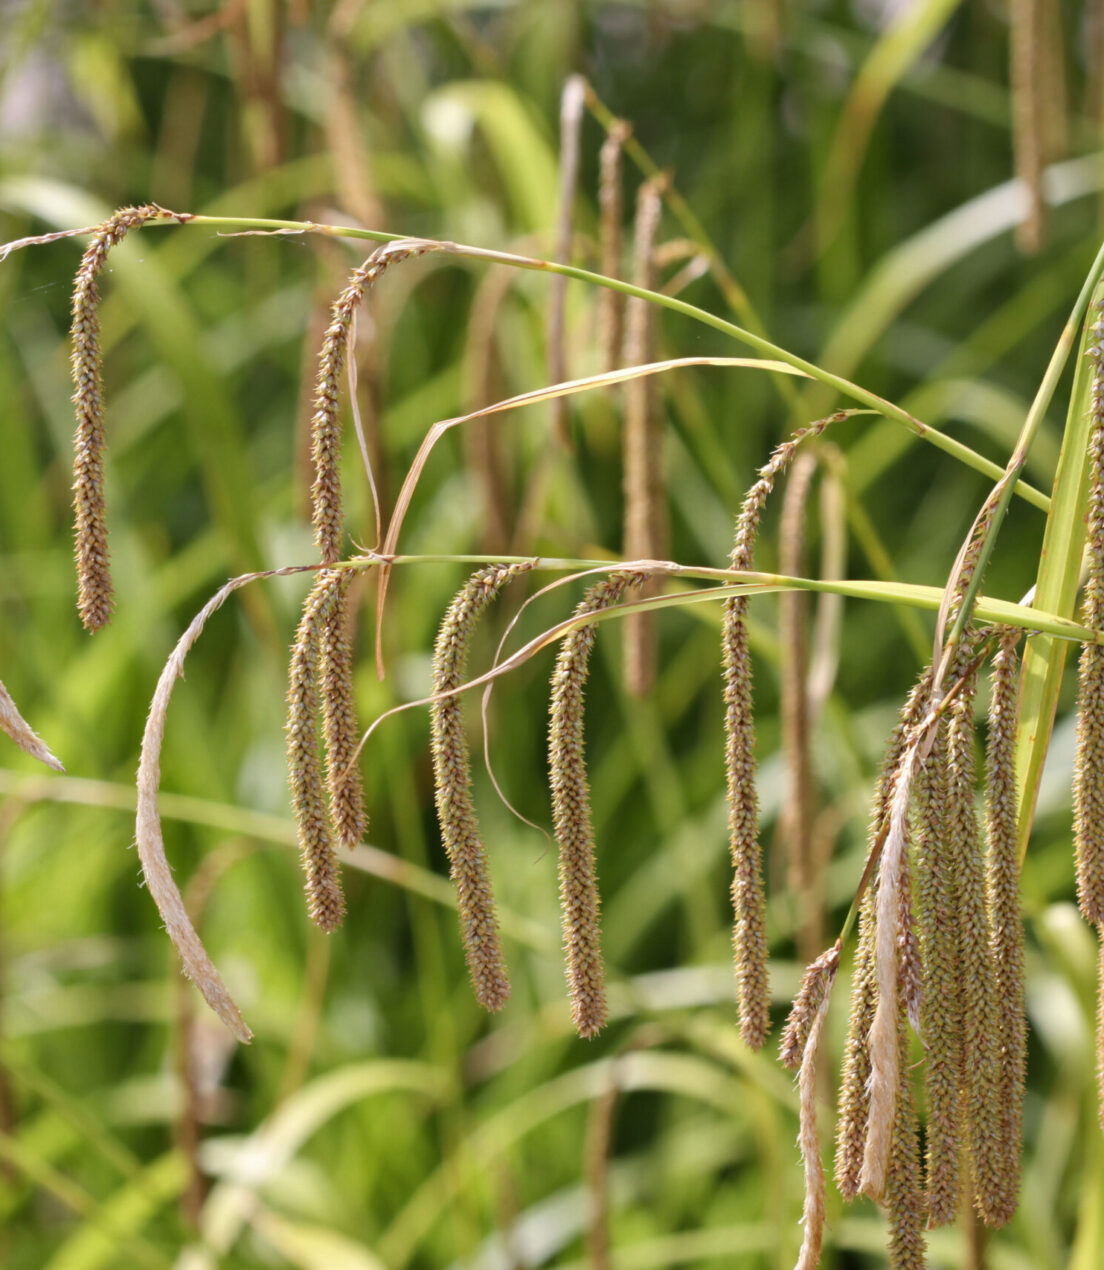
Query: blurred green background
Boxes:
[{"xmin": 1, "ymin": 2, "xmax": 1102, "ymax": 1266}]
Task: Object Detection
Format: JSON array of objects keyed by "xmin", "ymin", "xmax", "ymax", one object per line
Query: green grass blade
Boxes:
[{"xmin": 1015, "ymin": 279, "xmax": 1104, "ymax": 858}]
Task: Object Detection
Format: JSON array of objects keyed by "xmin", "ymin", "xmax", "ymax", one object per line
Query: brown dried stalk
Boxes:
[
  {"xmin": 859, "ymin": 741, "xmax": 918, "ymax": 1202},
  {"xmin": 916, "ymin": 711, "xmax": 964, "ymax": 1227},
  {"xmin": 138, "ymin": 569, "xmax": 328, "ymax": 1045},
  {"xmin": 431, "ymin": 563, "xmax": 533, "ymax": 1011},
  {"xmin": 983, "ymin": 627, "xmax": 1026, "ymax": 1225},
  {"xmin": 310, "ymin": 242, "xmax": 424, "ymax": 564},
  {"xmin": 598, "ymin": 120, "xmax": 631, "ymax": 374},
  {"xmin": 549, "ymin": 572, "xmax": 644, "ymax": 1037},
  {"xmin": 287, "ymin": 576, "xmax": 346, "ymax": 933},
  {"xmin": 794, "ymin": 956, "xmax": 837, "ymax": 1270},
  {"xmin": 548, "ymin": 74, "xmax": 587, "ymax": 448},
  {"xmin": 0, "ymin": 679, "xmax": 63, "ymax": 772},
  {"xmin": 723, "ymin": 412, "xmax": 844, "ymax": 1051},
  {"xmin": 317, "ymin": 570, "xmax": 366, "ymax": 851},
  {"xmin": 1010, "ymin": 0, "xmax": 1044, "ymax": 253},
  {"xmin": 622, "ymin": 173, "xmax": 669, "ymax": 698},
  {"xmin": 836, "ymin": 885, "xmax": 877, "ymax": 1201},
  {"xmin": 71, "ymin": 204, "xmax": 187, "ymax": 630},
  {"xmin": 1075, "ymin": 303, "xmax": 1104, "ymax": 923}
]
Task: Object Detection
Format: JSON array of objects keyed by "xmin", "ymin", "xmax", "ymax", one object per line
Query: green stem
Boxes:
[{"xmin": 163, "ymin": 213, "xmax": 1049, "ymax": 509}]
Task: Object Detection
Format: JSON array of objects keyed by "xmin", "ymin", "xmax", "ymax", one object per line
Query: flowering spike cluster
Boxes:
[
  {"xmin": 723, "ymin": 413, "xmax": 846, "ymax": 1051},
  {"xmin": 1075, "ymin": 299, "xmax": 1104, "ymax": 923},
  {"xmin": 431, "ymin": 562, "xmax": 533, "ymax": 1012},
  {"xmin": 310, "ymin": 243, "xmax": 424, "ymax": 564},
  {"xmin": 71, "ymin": 204, "xmax": 184, "ymax": 630},
  {"xmin": 983, "ymin": 627, "xmax": 1026, "ymax": 1226},
  {"xmin": 286, "ymin": 578, "xmax": 345, "ymax": 932},
  {"xmin": 318, "ymin": 569, "xmax": 366, "ymax": 851},
  {"xmin": 549, "ymin": 572, "xmax": 645, "ymax": 1038}
]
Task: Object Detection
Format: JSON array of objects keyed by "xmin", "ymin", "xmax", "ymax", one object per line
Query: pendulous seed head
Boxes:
[
  {"xmin": 310, "ymin": 243, "xmax": 425, "ymax": 564},
  {"xmin": 71, "ymin": 205, "xmax": 184, "ymax": 631},
  {"xmin": 982, "ymin": 626, "xmax": 1026, "ymax": 1226},
  {"xmin": 286, "ymin": 577, "xmax": 345, "ymax": 932},
  {"xmin": 916, "ymin": 709, "xmax": 964, "ymax": 1227},
  {"xmin": 550, "ymin": 571, "xmax": 645, "ymax": 1038},
  {"xmin": 317, "ymin": 569, "xmax": 367, "ymax": 851},
  {"xmin": 722, "ymin": 412, "xmax": 847, "ymax": 1052},
  {"xmin": 886, "ymin": 998, "xmax": 927, "ymax": 1270},
  {"xmin": 1075, "ymin": 301, "xmax": 1104, "ymax": 924},
  {"xmin": 431, "ymin": 562, "xmax": 534, "ymax": 1012}
]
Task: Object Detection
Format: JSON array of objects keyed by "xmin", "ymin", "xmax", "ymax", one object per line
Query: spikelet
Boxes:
[
  {"xmin": 793, "ymin": 955, "xmax": 837, "ymax": 1270},
  {"xmin": 723, "ymin": 412, "xmax": 845, "ymax": 1051},
  {"xmin": 780, "ymin": 943, "xmax": 840, "ymax": 1072},
  {"xmin": 317, "ymin": 569, "xmax": 366, "ymax": 851},
  {"xmin": 886, "ymin": 1002, "xmax": 927, "ymax": 1270},
  {"xmin": 621, "ymin": 174, "xmax": 668, "ymax": 698},
  {"xmin": 836, "ymin": 668, "xmax": 930, "ymax": 1200},
  {"xmin": 310, "ymin": 243, "xmax": 424, "ymax": 564},
  {"xmin": 286, "ymin": 577, "xmax": 345, "ymax": 932},
  {"xmin": 431, "ymin": 562, "xmax": 533, "ymax": 1011},
  {"xmin": 71, "ymin": 204, "xmax": 181, "ymax": 630},
  {"xmin": 1074, "ymin": 298, "xmax": 1104, "ymax": 923},
  {"xmin": 982, "ymin": 627, "xmax": 1025, "ymax": 1224},
  {"xmin": 916, "ymin": 710, "xmax": 964, "ymax": 1227},
  {"xmin": 897, "ymin": 839, "xmax": 922, "ymax": 1042},
  {"xmin": 549, "ymin": 571, "xmax": 645, "ymax": 1037},
  {"xmin": 0, "ymin": 678, "xmax": 63, "ymax": 772},
  {"xmin": 598, "ymin": 120, "xmax": 631, "ymax": 374},
  {"xmin": 945, "ymin": 645, "xmax": 1003, "ymax": 1226}
]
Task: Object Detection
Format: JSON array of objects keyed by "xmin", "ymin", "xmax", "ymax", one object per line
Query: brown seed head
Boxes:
[
  {"xmin": 71, "ymin": 205, "xmax": 182, "ymax": 630},
  {"xmin": 431, "ymin": 562, "xmax": 533, "ymax": 1011},
  {"xmin": 287, "ymin": 580, "xmax": 345, "ymax": 932},
  {"xmin": 780, "ymin": 943, "xmax": 840, "ymax": 1072},
  {"xmin": 317, "ymin": 569, "xmax": 366, "ymax": 851},
  {"xmin": 550, "ymin": 572, "xmax": 645, "ymax": 1038},
  {"xmin": 310, "ymin": 244, "xmax": 425, "ymax": 564}
]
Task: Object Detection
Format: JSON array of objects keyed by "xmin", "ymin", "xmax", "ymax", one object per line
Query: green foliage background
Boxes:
[{"xmin": 0, "ymin": 2, "xmax": 1102, "ymax": 1266}]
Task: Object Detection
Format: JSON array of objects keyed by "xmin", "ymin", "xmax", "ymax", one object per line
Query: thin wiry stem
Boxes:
[
  {"xmin": 431, "ymin": 563, "xmax": 533, "ymax": 1011},
  {"xmin": 550, "ymin": 572, "xmax": 644, "ymax": 1038}
]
